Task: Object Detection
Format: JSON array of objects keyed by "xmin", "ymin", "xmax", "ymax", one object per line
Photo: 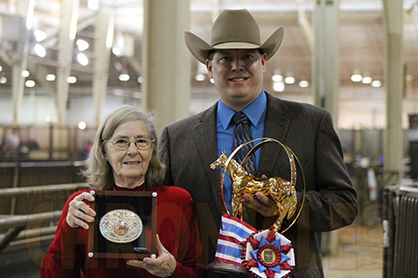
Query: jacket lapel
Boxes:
[
  {"xmin": 192, "ymin": 103, "xmax": 224, "ymax": 213},
  {"xmin": 258, "ymin": 93, "xmax": 291, "ymax": 177}
]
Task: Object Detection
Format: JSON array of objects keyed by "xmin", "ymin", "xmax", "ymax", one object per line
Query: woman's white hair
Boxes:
[{"xmin": 81, "ymin": 105, "xmax": 165, "ymax": 189}]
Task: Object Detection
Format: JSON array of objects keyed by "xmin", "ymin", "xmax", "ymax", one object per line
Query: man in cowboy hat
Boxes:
[{"xmin": 160, "ymin": 9, "xmax": 357, "ymax": 278}]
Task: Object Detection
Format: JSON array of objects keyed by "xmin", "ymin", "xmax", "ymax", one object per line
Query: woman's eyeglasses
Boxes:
[{"xmin": 110, "ymin": 138, "xmax": 154, "ymax": 151}]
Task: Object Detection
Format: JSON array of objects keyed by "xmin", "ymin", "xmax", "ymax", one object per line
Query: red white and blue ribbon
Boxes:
[
  {"xmin": 242, "ymin": 229, "xmax": 295, "ymax": 278},
  {"xmin": 214, "ymin": 212, "xmax": 257, "ymax": 266}
]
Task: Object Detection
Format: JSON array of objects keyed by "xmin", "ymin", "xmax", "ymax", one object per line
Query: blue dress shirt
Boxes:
[{"xmin": 216, "ymin": 90, "xmax": 267, "ymax": 213}]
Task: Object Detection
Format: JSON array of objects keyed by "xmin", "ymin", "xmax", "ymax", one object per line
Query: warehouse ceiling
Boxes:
[{"xmin": 0, "ymin": 0, "xmax": 417, "ymax": 100}]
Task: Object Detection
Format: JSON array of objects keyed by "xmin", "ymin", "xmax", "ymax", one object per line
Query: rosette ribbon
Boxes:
[{"xmin": 243, "ymin": 229, "xmax": 295, "ymax": 278}]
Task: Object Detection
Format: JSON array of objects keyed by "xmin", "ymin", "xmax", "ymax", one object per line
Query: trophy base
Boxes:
[{"xmin": 206, "ymin": 261, "xmax": 249, "ymax": 277}]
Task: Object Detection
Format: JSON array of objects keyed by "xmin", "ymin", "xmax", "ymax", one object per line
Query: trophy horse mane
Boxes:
[{"xmin": 210, "ymin": 151, "xmax": 298, "ymax": 231}]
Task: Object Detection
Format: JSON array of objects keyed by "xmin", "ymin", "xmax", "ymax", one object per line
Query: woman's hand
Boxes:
[
  {"xmin": 126, "ymin": 234, "xmax": 177, "ymax": 277},
  {"xmin": 66, "ymin": 191, "xmax": 96, "ymax": 229}
]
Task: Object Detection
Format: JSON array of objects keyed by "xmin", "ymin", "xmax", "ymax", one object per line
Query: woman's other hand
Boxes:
[
  {"xmin": 126, "ymin": 234, "xmax": 177, "ymax": 277},
  {"xmin": 66, "ymin": 191, "xmax": 96, "ymax": 229}
]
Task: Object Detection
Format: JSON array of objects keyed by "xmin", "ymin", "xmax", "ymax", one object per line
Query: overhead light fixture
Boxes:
[
  {"xmin": 273, "ymin": 80, "xmax": 285, "ymax": 92},
  {"xmin": 67, "ymin": 76, "xmax": 77, "ymax": 84},
  {"xmin": 0, "ymin": 65, "xmax": 2, "ymax": 72},
  {"xmin": 137, "ymin": 76, "xmax": 144, "ymax": 83},
  {"xmin": 34, "ymin": 44, "xmax": 46, "ymax": 57},
  {"xmin": 284, "ymin": 72, "xmax": 295, "ymax": 84},
  {"xmin": 34, "ymin": 29, "xmax": 47, "ymax": 42},
  {"xmin": 272, "ymin": 73, "xmax": 283, "ymax": 82},
  {"xmin": 46, "ymin": 74, "xmax": 56, "ymax": 81},
  {"xmin": 22, "ymin": 70, "xmax": 30, "ymax": 78},
  {"xmin": 299, "ymin": 80, "xmax": 309, "ymax": 88},
  {"xmin": 119, "ymin": 73, "xmax": 130, "ymax": 81},
  {"xmin": 77, "ymin": 52, "xmax": 89, "ymax": 66},
  {"xmin": 284, "ymin": 76, "xmax": 295, "ymax": 84},
  {"xmin": 78, "ymin": 121, "xmax": 87, "ymax": 130},
  {"xmin": 362, "ymin": 76, "xmax": 372, "ymax": 84},
  {"xmin": 351, "ymin": 73, "xmax": 362, "ymax": 82},
  {"xmin": 76, "ymin": 39, "xmax": 89, "ymax": 51},
  {"xmin": 112, "ymin": 47, "xmax": 122, "ymax": 56},
  {"xmin": 195, "ymin": 74, "xmax": 206, "ymax": 81},
  {"xmin": 25, "ymin": 80, "xmax": 35, "ymax": 87},
  {"xmin": 371, "ymin": 80, "xmax": 382, "ymax": 88},
  {"xmin": 0, "ymin": 77, "xmax": 7, "ymax": 84}
]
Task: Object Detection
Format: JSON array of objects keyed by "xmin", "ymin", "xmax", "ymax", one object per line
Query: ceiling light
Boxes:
[
  {"xmin": 46, "ymin": 74, "xmax": 56, "ymax": 81},
  {"xmin": 371, "ymin": 80, "xmax": 382, "ymax": 88},
  {"xmin": 272, "ymin": 74, "xmax": 283, "ymax": 82},
  {"xmin": 67, "ymin": 76, "xmax": 77, "ymax": 84},
  {"xmin": 34, "ymin": 29, "xmax": 47, "ymax": 42},
  {"xmin": 112, "ymin": 47, "xmax": 122, "ymax": 56},
  {"xmin": 34, "ymin": 44, "xmax": 46, "ymax": 57},
  {"xmin": 76, "ymin": 39, "xmax": 89, "ymax": 51},
  {"xmin": 273, "ymin": 80, "xmax": 285, "ymax": 92},
  {"xmin": 0, "ymin": 77, "xmax": 7, "ymax": 83},
  {"xmin": 137, "ymin": 76, "xmax": 144, "ymax": 83},
  {"xmin": 22, "ymin": 70, "xmax": 30, "ymax": 78},
  {"xmin": 0, "ymin": 65, "xmax": 3, "ymax": 72},
  {"xmin": 78, "ymin": 121, "xmax": 87, "ymax": 130},
  {"xmin": 362, "ymin": 76, "xmax": 372, "ymax": 84},
  {"xmin": 299, "ymin": 80, "xmax": 309, "ymax": 88},
  {"xmin": 77, "ymin": 52, "xmax": 89, "ymax": 66},
  {"xmin": 25, "ymin": 80, "xmax": 35, "ymax": 87},
  {"xmin": 119, "ymin": 74, "xmax": 130, "ymax": 81},
  {"xmin": 195, "ymin": 74, "xmax": 206, "ymax": 81},
  {"xmin": 210, "ymin": 78, "xmax": 214, "ymax": 84},
  {"xmin": 351, "ymin": 74, "xmax": 362, "ymax": 82},
  {"xmin": 284, "ymin": 76, "xmax": 295, "ymax": 84}
]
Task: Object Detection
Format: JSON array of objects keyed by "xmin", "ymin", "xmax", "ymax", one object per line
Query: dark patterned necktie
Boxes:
[{"xmin": 232, "ymin": 112, "xmax": 256, "ymax": 174}]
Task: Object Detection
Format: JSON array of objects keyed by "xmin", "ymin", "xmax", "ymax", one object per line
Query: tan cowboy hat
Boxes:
[{"xmin": 185, "ymin": 9, "xmax": 284, "ymax": 64}]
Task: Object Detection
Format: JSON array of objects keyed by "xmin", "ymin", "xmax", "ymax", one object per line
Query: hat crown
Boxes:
[{"xmin": 210, "ymin": 9, "xmax": 261, "ymax": 47}]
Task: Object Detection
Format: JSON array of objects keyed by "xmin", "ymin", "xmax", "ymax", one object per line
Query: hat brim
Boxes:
[{"xmin": 185, "ymin": 27, "xmax": 284, "ymax": 64}]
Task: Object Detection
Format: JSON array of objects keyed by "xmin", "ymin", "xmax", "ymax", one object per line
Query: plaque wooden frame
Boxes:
[{"xmin": 87, "ymin": 190, "xmax": 157, "ymax": 259}]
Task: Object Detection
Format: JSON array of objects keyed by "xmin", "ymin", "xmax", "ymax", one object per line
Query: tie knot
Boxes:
[{"xmin": 232, "ymin": 112, "xmax": 250, "ymax": 125}]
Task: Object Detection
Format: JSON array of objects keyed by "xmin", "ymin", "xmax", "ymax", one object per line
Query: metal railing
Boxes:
[{"xmin": 0, "ymin": 183, "xmax": 89, "ymax": 253}]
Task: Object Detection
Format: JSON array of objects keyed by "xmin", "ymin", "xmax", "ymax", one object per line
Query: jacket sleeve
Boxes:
[
  {"xmin": 297, "ymin": 110, "xmax": 358, "ymax": 232},
  {"xmin": 41, "ymin": 191, "xmax": 89, "ymax": 278}
]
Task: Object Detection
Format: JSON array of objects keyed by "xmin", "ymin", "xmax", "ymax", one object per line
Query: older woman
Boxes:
[{"xmin": 41, "ymin": 105, "xmax": 204, "ymax": 278}]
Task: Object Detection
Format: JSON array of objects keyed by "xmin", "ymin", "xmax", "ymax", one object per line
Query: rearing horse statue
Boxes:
[{"xmin": 210, "ymin": 151, "xmax": 297, "ymax": 231}]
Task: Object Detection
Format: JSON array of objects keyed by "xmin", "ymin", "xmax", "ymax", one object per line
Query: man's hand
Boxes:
[
  {"xmin": 241, "ymin": 192, "xmax": 278, "ymax": 217},
  {"xmin": 240, "ymin": 174, "xmax": 279, "ymax": 217},
  {"xmin": 126, "ymin": 234, "xmax": 177, "ymax": 277}
]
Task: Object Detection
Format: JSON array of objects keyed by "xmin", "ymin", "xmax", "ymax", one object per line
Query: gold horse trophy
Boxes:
[{"xmin": 207, "ymin": 138, "xmax": 306, "ymax": 278}]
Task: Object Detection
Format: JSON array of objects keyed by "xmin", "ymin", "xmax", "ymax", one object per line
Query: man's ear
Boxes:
[
  {"xmin": 261, "ymin": 53, "xmax": 267, "ymax": 73},
  {"xmin": 206, "ymin": 60, "xmax": 213, "ymax": 79}
]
